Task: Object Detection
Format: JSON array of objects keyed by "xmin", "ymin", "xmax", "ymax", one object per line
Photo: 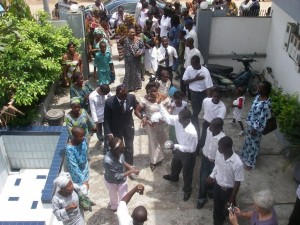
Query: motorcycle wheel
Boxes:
[
  {"xmin": 248, "ymin": 74, "xmax": 261, "ymax": 96},
  {"xmin": 212, "ymin": 77, "xmax": 219, "ymax": 87}
]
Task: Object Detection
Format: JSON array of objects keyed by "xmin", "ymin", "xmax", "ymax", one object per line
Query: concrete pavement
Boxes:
[{"xmin": 48, "ymin": 38, "xmax": 297, "ymax": 225}]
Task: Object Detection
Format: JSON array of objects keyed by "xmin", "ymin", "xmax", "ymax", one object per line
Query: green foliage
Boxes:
[
  {"xmin": 0, "ymin": 12, "xmax": 80, "ymax": 106},
  {"xmin": 271, "ymin": 88, "xmax": 300, "ymax": 142},
  {"xmin": 6, "ymin": 0, "xmax": 32, "ymax": 20}
]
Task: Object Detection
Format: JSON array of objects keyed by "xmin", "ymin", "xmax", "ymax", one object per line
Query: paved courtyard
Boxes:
[{"xmin": 47, "ymin": 38, "xmax": 298, "ymax": 225}]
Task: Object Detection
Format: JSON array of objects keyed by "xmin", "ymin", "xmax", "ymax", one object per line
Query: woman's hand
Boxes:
[
  {"xmin": 141, "ymin": 117, "xmax": 148, "ymax": 126},
  {"xmin": 131, "ymin": 166, "xmax": 140, "ymax": 175},
  {"xmin": 250, "ymin": 129, "xmax": 257, "ymax": 136},
  {"xmin": 229, "ymin": 211, "xmax": 239, "ymax": 225},
  {"xmin": 84, "ymin": 181, "xmax": 90, "ymax": 189},
  {"xmin": 65, "ymin": 202, "xmax": 77, "ymax": 211}
]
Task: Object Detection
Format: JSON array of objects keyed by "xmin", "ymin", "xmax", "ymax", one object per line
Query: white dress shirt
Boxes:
[
  {"xmin": 89, "ymin": 90, "xmax": 111, "ymax": 123},
  {"xmin": 157, "ymin": 45, "xmax": 178, "ymax": 67},
  {"xmin": 210, "ymin": 151, "xmax": 244, "ymax": 188},
  {"xmin": 171, "ymin": 101, "xmax": 188, "ymax": 115},
  {"xmin": 297, "ymin": 184, "xmax": 300, "ymax": 199},
  {"xmin": 184, "ymin": 47, "xmax": 204, "ymax": 68},
  {"xmin": 203, "ymin": 130, "xmax": 225, "ymax": 161},
  {"xmin": 117, "ymin": 201, "xmax": 133, "ymax": 225},
  {"xmin": 202, "ymin": 98, "xmax": 226, "ymax": 123},
  {"xmin": 159, "ymin": 104, "xmax": 198, "ymax": 153},
  {"xmin": 186, "ymin": 29, "xmax": 198, "ymax": 49},
  {"xmin": 160, "ymin": 15, "xmax": 171, "ymax": 37},
  {"xmin": 134, "ymin": 2, "xmax": 142, "ymax": 22},
  {"xmin": 182, "ymin": 65, "xmax": 213, "ymax": 92}
]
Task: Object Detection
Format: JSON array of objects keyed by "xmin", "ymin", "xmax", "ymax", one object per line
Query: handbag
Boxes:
[
  {"xmin": 75, "ymin": 189, "xmax": 96, "ymax": 212},
  {"xmin": 262, "ymin": 116, "xmax": 277, "ymax": 135}
]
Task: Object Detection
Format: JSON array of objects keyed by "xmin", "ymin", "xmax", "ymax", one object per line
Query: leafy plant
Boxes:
[
  {"xmin": 0, "ymin": 11, "xmax": 80, "ymax": 106},
  {"xmin": 271, "ymin": 88, "xmax": 300, "ymax": 165},
  {"xmin": 3, "ymin": 0, "xmax": 32, "ymax": 20}
]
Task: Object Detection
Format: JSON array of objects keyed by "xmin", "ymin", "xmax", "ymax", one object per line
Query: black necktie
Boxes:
[
  {"xmin": 165, "ymin": 47, "xmax": 169, "ymax": 67},
  {"xmin": 120, "ymin": 101, "xmax": 125, "ymax": 113}
]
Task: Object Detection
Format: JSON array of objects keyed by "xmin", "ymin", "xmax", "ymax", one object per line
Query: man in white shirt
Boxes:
[
  {"xmin": 199, "ymin": 87, "xmax": 226, "ymax": 149},
  {"xmin": 207, "ymin": 136, "xmax": 244, "ymax": 225},
  {"xmin": 197, "ymin": 118, "xmax": 225, "ymax": 209},
  {"xmin": 156, "ymin": 36, "xmax": 178, "ymax": 84},
  {"xmin": 159, "ymin": 103, "xmax": 198, "ymax": 201},
  {"xmin": 92, "ymin": 0, "xmax": 108, "ymax": 15},
  {"xmin": 181, "ymin": 38, "xmax": 204, "ymax": 100},
  {"xmin": 185, "ymin": 19, "xmax": 198, "ymax": 49},
  {"xmin": 182, "ymin": 55, "xmax": 213, "ymax": 151},
  {"xmin": 89, "ymin": 84, "xmax": 111, "ymax": 152},
  {"xmin": 117, "ymin": 184, "xmax": 147, "ymax": 225}
]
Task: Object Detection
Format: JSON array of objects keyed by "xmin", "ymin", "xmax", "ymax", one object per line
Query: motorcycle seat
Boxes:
[{"xmin": 206, "ymin": 64, "xmax": 234, "ymax": 75}]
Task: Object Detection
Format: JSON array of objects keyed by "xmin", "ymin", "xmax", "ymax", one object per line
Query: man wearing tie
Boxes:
[
  {"xmin": 156, "ymin": 36, "xmax": 178, "ymax": 85},
  {"xmin": 104, "ymin": 85, "xmax": 142, "ymax": 165}
]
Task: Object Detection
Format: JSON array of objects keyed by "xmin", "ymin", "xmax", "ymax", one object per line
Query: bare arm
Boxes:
[
  {"xmin": 228, "ymin": 181, "xmax": 240, "ymax": 206},
  {"xmin": 121, "ymin": 184, "xmax": 144, "ymax": 204}
]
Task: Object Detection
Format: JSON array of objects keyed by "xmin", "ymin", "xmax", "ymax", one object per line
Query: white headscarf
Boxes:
[{"xmin": 54, "ymin": 172, "xmax": 72, "ymax": 189}]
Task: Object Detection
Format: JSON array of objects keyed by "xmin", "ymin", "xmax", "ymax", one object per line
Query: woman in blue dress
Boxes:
[
  {"xmin": 240, "ymin": 81, "xmax": 272, "ymax": 170},
  {"xmin": 65, "ymin": 127, "xmax": 90, "ymax": 195}
]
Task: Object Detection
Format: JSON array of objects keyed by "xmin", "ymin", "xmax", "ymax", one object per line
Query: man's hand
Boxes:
[
  {"xmin": 195, "ymin": 74, "xmax": 205, "ymax": 81},
  {"xmin": 65, "ymin": 202, "xmax": 77, "ymax": 211},
  {"xmin": 136, "ymin": 184, "xmax": 144, "ymax": 195},
  {"xmin": 206, "ymin": 176, "xmax": 215, "ymax": 184}
]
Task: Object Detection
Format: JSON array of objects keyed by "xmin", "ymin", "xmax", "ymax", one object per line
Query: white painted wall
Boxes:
[
  {"xmin": 209, "ymin": 17, "xmax": 272, "ymax": 55},
  {"xmin": 0, "ymin": 137, "xmax": 9, "ymax": 194},
  {"xmin": 264, "ymin": 3, "xmax": 300, "ymax": 95},
  {"xmin": 208, "ymin": 17, "xmax": 271, "ymax": 73}
]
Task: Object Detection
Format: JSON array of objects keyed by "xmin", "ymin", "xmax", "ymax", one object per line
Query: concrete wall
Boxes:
[
  {"xmin": 0, "ymin": 137, "xmax": 9, "ymax": 194},
  {"xmin": 2, "ymin": 135, "xmax": 59, "ymax": 169},
  {"xmin": 264, "ymin": 3, "xmax": 300, "ymax": 95},
  {"xmin": 207, "ymin": 16, "xmax": 271, "ymax": 73},
  {"xmin": 273, "ymin": 0, "xmax": 300, "ymax": 23}
]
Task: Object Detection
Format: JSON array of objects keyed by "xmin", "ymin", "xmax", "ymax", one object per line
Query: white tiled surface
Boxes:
[
  {"xmin": 2, "ymin": 135, "xmax": 59, "ymax": 169},
  {"xmin": 0, "ymin": 169, "xmax": 53, "ymax": 222}
]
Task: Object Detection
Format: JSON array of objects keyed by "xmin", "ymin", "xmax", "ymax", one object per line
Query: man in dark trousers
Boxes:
[
  {"xmin": 104, "ymin": 84, "xmax": 141, "ymax": 165},
  {"xmin": 158, "ymin": 100, "xmax": 198, "ymax": 202},
  {"xmin": 207, "ymin": 136, "xmax": 244, "ymax": 225}
]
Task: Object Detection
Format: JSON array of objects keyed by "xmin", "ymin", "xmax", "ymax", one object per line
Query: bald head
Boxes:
[{"xmin": 132, "ymin": 206, "xmax": 147, "ymax": 224}]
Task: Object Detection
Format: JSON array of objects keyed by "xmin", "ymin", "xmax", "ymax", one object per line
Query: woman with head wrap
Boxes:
[
  {"xmin": 115, "ymin": 15, "xmax": 137, "ymax": 61},
  {"xmin": 52, "ymin": 172, "xmax": 85, "ymax": 225},
  {"xmin": 65, "ymin": 127, "xmax": 90, "ymax": 194},
  {"xmin": 104, "ymin": 137, "xmax": 140, "ymax": 211},
  {"xmin": 229, "ymin": 189, "xmax": 278, "ymax": 225},
  {"xmin": 70, "ymin": 72, "xmax": 94, "ymax": 112},
  {"xmin": 65, "ymin": 97, "xmax": 96, "ymax": 139}
]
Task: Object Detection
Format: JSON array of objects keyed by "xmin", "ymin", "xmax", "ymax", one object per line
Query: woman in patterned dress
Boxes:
[
  {"xmin": 240, "ymin": 81, "xmax": 272, "ymax": 170},
  {"xmin": 115, "ymin": 15, "xmax": 136, "ymax": 61},
  {"xmin": 120, "ymin": 26, "xmax": 145, "ymax": 92},
  {"xmin": 65, "ymin": 97, "xmax": 96, "ymax": 139}
]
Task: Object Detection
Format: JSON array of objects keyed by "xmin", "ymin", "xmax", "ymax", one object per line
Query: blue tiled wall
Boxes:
[{"xmin": 2, "ymin": 135, "xmax": 59, "ymax": 169}]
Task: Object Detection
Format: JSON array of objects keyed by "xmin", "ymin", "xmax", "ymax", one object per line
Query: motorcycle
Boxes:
[{"xmin": 205, "ymin": 52, "xmax": 261, "ymax": 96}]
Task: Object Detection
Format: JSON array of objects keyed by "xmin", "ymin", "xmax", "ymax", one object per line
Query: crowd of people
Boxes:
[{"xmin": 52, "ymin": 0, "xmax": 297, "ymax": 225}]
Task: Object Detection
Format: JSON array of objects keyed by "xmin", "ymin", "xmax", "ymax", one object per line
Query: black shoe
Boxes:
[
  {"xmin": 183, "ymin": 192, "xmax": 191, "ymax": 201},
  {"xmin": 163, "ymin": 175, "xmax": 179, "ymax": 182},
  {"xmin": 196, "ymin": 200, "xmax": 207, "ymax": 209}
]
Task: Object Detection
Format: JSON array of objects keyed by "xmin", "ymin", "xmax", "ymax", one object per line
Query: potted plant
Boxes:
[{"xmin": 271, "ymin": 88, "xmax": 300, "ymax": 182}]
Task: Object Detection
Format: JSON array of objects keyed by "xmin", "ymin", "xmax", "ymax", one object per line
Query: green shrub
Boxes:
[{"xmin": 0, "ymin": 11, "xmax": 80, "ymax": 106}]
